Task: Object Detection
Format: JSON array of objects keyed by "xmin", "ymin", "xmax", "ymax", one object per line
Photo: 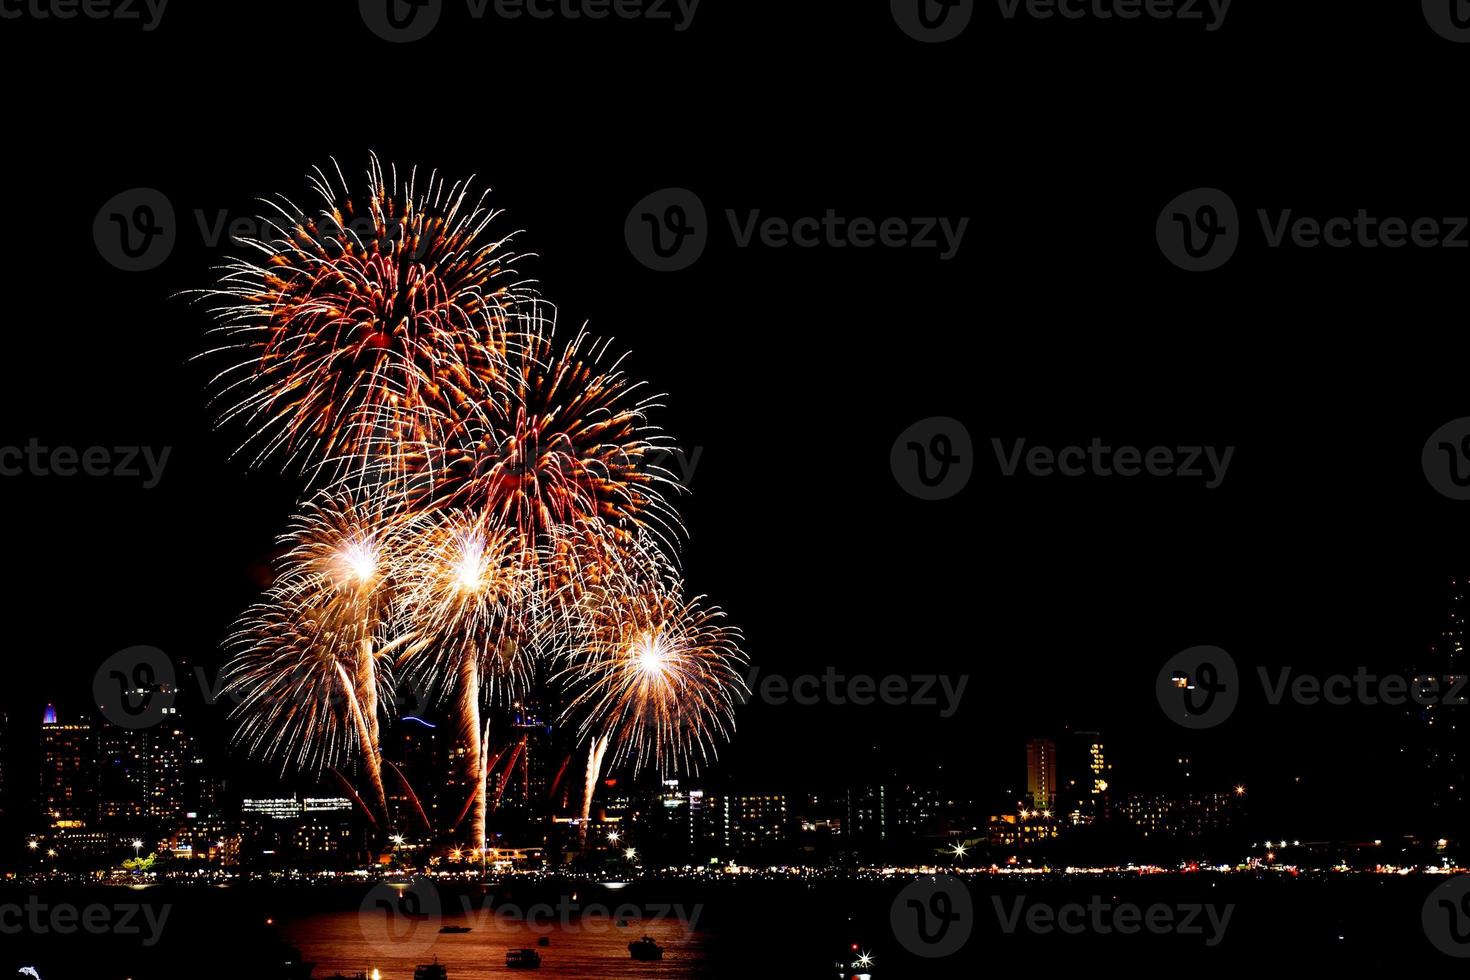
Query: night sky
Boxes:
[{"xmin": 2, "ymin": 1, "xmax": 1468, "ymax": 843}]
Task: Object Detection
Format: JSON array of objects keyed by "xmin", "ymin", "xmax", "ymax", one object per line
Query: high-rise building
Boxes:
[
  {"xmin": 149, "ymin": 722, "xmax": 211, "ymax": 821},
  {"xmin": 97, "ymin": 726, "xmax": 148, "ymax": 827},
  {"xmin": 0, "ymin": 710, "xmax": 8, "ymax": 819},
  {"xmin": 386, "ymin": 717, "xmax": 446, "ymax": 838},
  {"xmin": 95, "ymin": 715, "xmax": 207, "ymax": 830},
  {"xmin": 1417, "ymin": 576, "xmax": 1469, "ymax": 829},
  {"xmin": 1117, "ymin": 789, "xmax": 1241, "ymax": 841},
  {"xmin": 507, "ymin": 700, "xmax": 553, "ymax": 809},
  {"xmin": 731, "ymin": 794, "xmax": 788, "ymax": 853},
  {"xmin": 1026, "ymin": 738, "xmax": 1057, "ymax": 811},
  {"xmin": 40, "ymin": 706, "xmax": 95, "ymax": 829},
  {"xmin": 1063, "ymin": 730, "xmax": 1111, "ymax": 822},
  {"xmin": 846, "ymin": 784, "xmax": 888, "ymax": 845},
  {"xmin": 892, "ymin": 784, "xmax": 942, "ymax": 839},
  {"xmin": 691, "ymin": 790, "xmax": 729, "ymax": 860}
]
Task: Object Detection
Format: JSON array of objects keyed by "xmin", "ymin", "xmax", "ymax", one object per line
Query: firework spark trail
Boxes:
[
  {"xmin": 223, "ymin": 492, "xmax": 409, "ymax": 821},
  {"xmin": 197, "ymin": 154, "xmax": 531, "ymax": 492},
  {"xmin": 562, "ymin": 591, "xmax": 748, "ymax": 775},
  {"xmin": 205, "ymin": 159, "xmax": 750, "ymax": 859},
  {"xmin": 426, "ymin": 305, "xmax": 686, "ymax": 553},
  {"xmin": 579, "ymin": 734, "xmax": 612, "ymax": 840},
  {"xmin": 553, "ymin": 523, "xmax": 748, "ymax": 824},
  {"xmin": 390, "ymin": 509, "xmax": 543, "ymax": 851}
]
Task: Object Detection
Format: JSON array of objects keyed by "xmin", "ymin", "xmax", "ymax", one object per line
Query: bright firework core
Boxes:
[
  {"xmin": 340, "ymin": 542, "xmax": 377, "ymax": 584},
  {"xmin": 454, "ymin": 538, "xmax": 488, "ymax": 593},
  {"xmin": 633, "ymin": 633, "xmax": 670, "ymax": 678}
]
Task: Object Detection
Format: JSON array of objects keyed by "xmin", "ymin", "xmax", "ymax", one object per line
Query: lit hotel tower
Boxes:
[
  {"xmin": 40, "ymin": 704, "xmax": 96, "ymax": 829},
  {"xmin": 1026, "ymin": 738, "xmax": 1057, "ymax": 811},
  {"xmin": 1416, "ymin": 576, "xmax": 1468, "ymax": 828}
]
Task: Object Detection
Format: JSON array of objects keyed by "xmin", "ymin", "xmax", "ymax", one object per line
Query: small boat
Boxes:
[
  {"xmin": 506, "ymin": 948, "xmax": 542, "ymax": 969},
  {"xmin": 414, "ymin": 959, "xmax": 448, "ymax": 980},
  {"xmin": 536, "ymin": 936, "xmax": 550, "ymax": 947},
  {"xmin": 629, "ymin": 936, "xmax": 663, "ymax": 961},
  {"xmin": 438, "ymin": 925, "xmax": 472, "ymax": 934}
]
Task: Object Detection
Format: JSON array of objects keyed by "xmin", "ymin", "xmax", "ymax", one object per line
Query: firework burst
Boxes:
[
  {"xmin": 560, "ymin": 587, "xmax": 747, "ymax": 777},
  {"xmin": 428, "ymin": 307, "xmax": 684, "ymax": 552},
  {"xmin": 222, "ymin": 491, "xmax": 409, "ymax": 821},
  {"xmin": 203, "ymin": 158, "xmax": 750, "ymax": 860},
  {"xmin": 551, "ymin": 525, "xmax": 747, "ymax": 828},
  {"xmin": 198, "ymin": 154, "xmax": 530, "ymax": 490},
  {"xmin": 391, "ymin": 508, "xmax": 546, "ymax": 848}
]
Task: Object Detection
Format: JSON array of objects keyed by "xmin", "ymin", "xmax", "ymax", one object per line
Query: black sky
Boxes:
[{"xmin": 2, "ymin": 0, "xmax": 1468, "ymax": 842}]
